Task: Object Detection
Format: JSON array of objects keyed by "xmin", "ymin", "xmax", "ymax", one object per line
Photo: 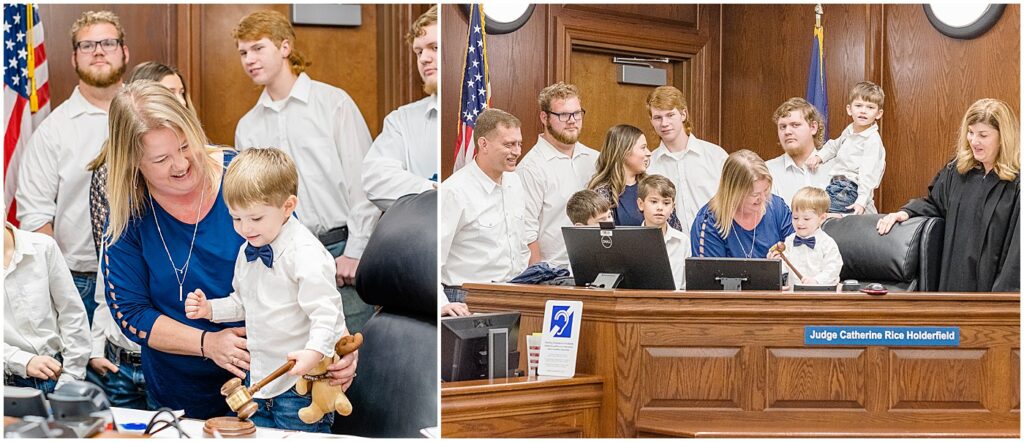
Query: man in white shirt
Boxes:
[
  {"xmin": 362, "ymin": 6, "xmax": 439, "ymax": 211},
  {"xmin": 440, "ymin": 108, "xmax": 529, "ymax": 315},
  {"xmin": 233, "ymin": 10, "xmax": 378, "ymax": 333},
  {"xmin": 517, "ymin": 82, "xmax": 598, "ymax": 267},
  {"xmin": 766, "ymin": 97, "xmax": 833, "ymax": 208},
  {"xmin": 4, "ymin": 223, "xmax": 91, "ymax": 393},
  {"xmin": 645, "ymin": 86, "xmax": 728, "ymax": 237},
  {"xmin": 15, "ymin": 11, "xmax": 129, "ymax": 326}
]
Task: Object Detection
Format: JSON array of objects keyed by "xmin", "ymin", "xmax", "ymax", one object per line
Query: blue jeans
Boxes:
[
  {"xmin": 4, "ymin": 353, "xmax": 61, "ymax": 394},
  {"xmin": 250, "ymin": 386, "xmax": 334, "ymax": 433},
  {"xmin": 443, "ymin": 286, "xmax": 467, "ymax": 303},
  {"xmin": 826, "ymin": 177, "xmax": 859, "ymax": 214},
  {"xmin": 84, "ymin": 342, "xmax": 155, "ymax": 410},
  {"xmin": 324, "ymin": 239, "xmax": 373, "ymax": 334},
  {"xmin": 72, "ymin": 273, "xmax": 98, "ymax": 327}
]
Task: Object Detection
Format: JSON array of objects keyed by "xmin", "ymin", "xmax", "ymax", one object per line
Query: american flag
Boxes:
[
  {"xmin": 4, "ymin": 3, "xmax": 50, "ymax": 225},
  {"xmin": 452, "ymin": 3, "xmax": 489, "ymax": 172}
]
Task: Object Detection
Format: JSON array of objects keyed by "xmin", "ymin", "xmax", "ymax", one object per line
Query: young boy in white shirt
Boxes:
[
  {"xmin": 566, "ymin": 189, "xmax": 613, "ymax": 227},
  {"xmin": 185, "ymin": 148, "xmax": 347, "ymax": 433},
  {"xmin": 637, "ymin": 175, "xmax": 690, "ymax": 290},
  {"xmin": 768, "ymin": 187, "xmax": 844, "ymax": 286},
  {"xmin": 4, "ymin": 221, "xmax": 91, "ymax": 393},
  {"xmin": 805, "ymin": 81, "xmax": 887, "ymax": 215}
]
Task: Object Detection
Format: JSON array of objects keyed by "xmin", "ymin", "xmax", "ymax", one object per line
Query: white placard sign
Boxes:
[{"xmin": 537, "ymin": 300, "xmax": 583, "ymax": 377}]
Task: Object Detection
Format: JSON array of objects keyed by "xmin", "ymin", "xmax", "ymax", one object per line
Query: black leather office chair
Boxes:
[
  {"xmin": 822, "ymin": 214, "xmax": 944, "ymax": 292},
  {"xmin": 333, "ymin": 190, "xmax": 437, "ymax": 437}
]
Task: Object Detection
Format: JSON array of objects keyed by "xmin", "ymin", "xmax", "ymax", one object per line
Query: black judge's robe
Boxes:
[{"xmin": 901, "ymin": 161, "xmax": 1020, "ymax": 292}]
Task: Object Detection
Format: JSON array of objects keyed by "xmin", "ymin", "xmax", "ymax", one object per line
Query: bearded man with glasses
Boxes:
[{"xmin": 515, "ymin": 82, "xmax": 599, "ymax": 268}]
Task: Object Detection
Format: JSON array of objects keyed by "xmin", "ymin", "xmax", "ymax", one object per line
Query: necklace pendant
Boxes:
[{"xmin": 179, "ymin": 285, "xmax": 183, "ymax": 302}]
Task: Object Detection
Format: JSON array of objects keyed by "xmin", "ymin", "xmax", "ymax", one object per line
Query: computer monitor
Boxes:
[
  {"xmin": 685, "ymin": 257, "xmax": 783, "ymax": 291},
  {"xmin": 4, "ymin": 386, "xmax": 49, "ymax": 418},
  {"xmin": 562, "ymin": 225, "xmax": 676, "ymax": 290},
  {"xmin": 441, "ymin": 312, "xmax": 521, "ymax": 382}
]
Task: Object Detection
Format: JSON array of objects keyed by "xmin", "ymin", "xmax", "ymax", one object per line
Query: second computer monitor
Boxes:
[
  {"xmin": 685, "ymin": 257, "xmax": 783, "ymax": 291},
  {"xmin": 563, "ymin": 225, "xmax": 677, "ymax": 290}
]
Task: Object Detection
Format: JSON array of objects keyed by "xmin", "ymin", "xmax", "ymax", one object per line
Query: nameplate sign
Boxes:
[
  {"xmin": 538, "ymin": 300, "xmax": 583, "ymax": 378},
  {"xmin": 804, "ymin": 326, "xmax": 960, "ymax": 346}
]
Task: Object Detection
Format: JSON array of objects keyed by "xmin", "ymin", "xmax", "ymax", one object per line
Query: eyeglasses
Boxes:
[
  {"xmin": 545, "ymin": 109, "xmax": 586, "ymax": 123},
  {"xmin": 75, "ymin": 38, "xmax": 122, "ymax": 53}
]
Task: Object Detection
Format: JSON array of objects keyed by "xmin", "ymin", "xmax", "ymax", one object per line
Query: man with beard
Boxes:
[
  {"xmin": 362, "ymin": 6, "xmax": 439, "ymax": 212},
  {"xmin": 646, "ymin": 86, "xmax": 728, "ymax": 237},
  {"xmin": 233, "ymin": 10, "xmax": 378, "ymax": 334},
  {"xmin": 765, "ymin": 97, "xmax": 833, "ymax": 208},
  {"xmin": 16, "ymin": 10, "xmax": 130, "ymax": 325},
  {"xmin": 516, "ymin": 82, "xmax": 597, "ymax": 267}
]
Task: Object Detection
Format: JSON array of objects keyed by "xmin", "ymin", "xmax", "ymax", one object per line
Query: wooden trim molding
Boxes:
[{"xmin": 377, "ymin": 4, "xmax": 427, "ymax": 120}]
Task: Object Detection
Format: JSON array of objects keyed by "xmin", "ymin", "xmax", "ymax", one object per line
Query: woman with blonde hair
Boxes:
[
  {"xmin": 877, "ymin": 98, "xmax": 1019, "ymax": 291},
  {"xmin": 100, "ymin": 82, "xmax": 357, "ymax": 418},
  {"xmin": 587, "ymin": 124, "xmax": 681, "ymax": 230},
  {"xmin": 691, "ymin": 149, "xmax": 794, "ymax": 258}
]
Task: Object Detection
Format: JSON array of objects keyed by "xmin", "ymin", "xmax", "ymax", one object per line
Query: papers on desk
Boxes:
[
  {"xmin": 421, "ymin": 426, "xmax": 440, "ymax": 438},
  {"xmin": 110, "ymin": 406, "xmax": 184, "ymax": 434}
]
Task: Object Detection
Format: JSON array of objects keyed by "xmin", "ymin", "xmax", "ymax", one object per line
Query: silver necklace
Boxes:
[
  {"xmin": 736, "ymin": 222, "xmax": 757, "ymax": 258},
  {"xmin": 150, "ymin": 185, "xmax": 206, "ymax": 302}
]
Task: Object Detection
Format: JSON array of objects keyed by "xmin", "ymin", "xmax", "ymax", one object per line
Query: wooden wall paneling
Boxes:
[
  {"xmin": 562, "ymin": 4, "xmax": 699, "ymax": 28},
  {"xmin": 37, "ymin": 4, "xmax": 179, "ymax": 108},
  {"xmin": 765, "ymin": 348, "xmax": 868, "ymax": 410},
  {"xmin": 377, "ymin": 4, "xmax": 429, "ymax": 120},
  {"xmin": 440, "ymin": 4, "xmax": 549, "ymax": 179},
  {"xmin": 880, "ymin": 4, "xmax": 1019, "ymax": 211},
  {"xmin": 692, "ymin": 5, "xmax": 723, "ymax": 145}
]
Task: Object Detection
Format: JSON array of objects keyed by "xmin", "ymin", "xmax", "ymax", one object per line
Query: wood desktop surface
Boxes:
[
  {"xmin": 441, "ymin": 375, "xmax": 604, "ymax": 438},
  {"xmin": 463, "ymin": 283, "xmax": 1021, "ymax": 438}
]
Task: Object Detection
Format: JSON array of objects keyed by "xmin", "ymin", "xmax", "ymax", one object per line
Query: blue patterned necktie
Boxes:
[
  {"xmin": 245, "ymin": 243, "xmax": 274, "ymax": 268},
  {"xmin": 793, "ymin": 236, "xmax": 816, "ymax": 249}
]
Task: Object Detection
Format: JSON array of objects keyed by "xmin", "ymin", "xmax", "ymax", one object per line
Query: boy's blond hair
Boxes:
[
  {"xmin": 224, "ymin": 148, "xmax": 299, "ymax": 210},
  {"xmin": 538, "ymin": 82, "xmax": 581, "ymax": 113},
  {"xmin": 406, "ymin": 5, "xmax": 437, "ymax": 45},
  {"xmin": 646, "ymin": 86, "xmax": 693, "ymax": 136},
  {"xmin": 566, "ymin": 189, "xmax": 611, "ymax": 225},
  {"xmin": 848, "ymin": 81, "xmax": 885, "ymax": 108},
  {"xmin": 232, "ymin": 10, "xmax": 310, "ymax": 75},
  {"xmin": 638, "ymin": 174, "xmax": 677, "ymax": 201},
  {"xmin": 772, "ymin": 98, "xmax": 825, "ymax": 148},
  {"xmin": 790, "ymin": 187, "xmax": 830, "ymax": 215},
  {"xmin": 71, "ymin": 10, "xmax": 124, "ymax": 47}
]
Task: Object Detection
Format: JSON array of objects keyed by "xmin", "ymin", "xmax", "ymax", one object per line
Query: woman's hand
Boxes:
[
  {"xmin": 206, "ymin": 327, "xmax": 249, "ymax": 378},
  {"xmin": 876, "ymin": 211, "xmax": 909, "ymax": 235},
  {"xmin": 326, "ymin": 350, "xmax": 358, "ymax": 391}
]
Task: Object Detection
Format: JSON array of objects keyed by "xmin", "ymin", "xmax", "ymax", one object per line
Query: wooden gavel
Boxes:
[
  {"xmin": 770, "ymin": 242, "xmax": 805, "ymax": 282},
  {"xmin": 221, "ymin": 359, "xmax": 296, "ymax": 420}
]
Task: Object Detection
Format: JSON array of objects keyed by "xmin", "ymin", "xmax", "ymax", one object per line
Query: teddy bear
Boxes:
[{"xmin": 295, "ymin": 332, "xmax": 364, "ymax": 424}]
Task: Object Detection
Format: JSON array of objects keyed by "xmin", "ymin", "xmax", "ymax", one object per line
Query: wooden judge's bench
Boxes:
[{"xmin": 458, "ymin": 283, "xmax": 1020, "ymax": 438}]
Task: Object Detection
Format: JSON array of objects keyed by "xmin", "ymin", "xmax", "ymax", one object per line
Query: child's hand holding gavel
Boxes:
[{"xmin": 185, "ymin": 288, "xmax": 213, "ymax": 320}]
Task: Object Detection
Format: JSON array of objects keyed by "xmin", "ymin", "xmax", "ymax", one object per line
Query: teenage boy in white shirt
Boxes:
[
  {"xmin": 185, "ymin": 148, "xmax": 348, "ymax": 433},
  {"xmin": 637, "ymin": 175, "xmax": 690, "ymax": 290},
  {"xmin": 517, "ymin": 82, "xmax": 598, "ymax": 267},
  {"xmin": 440, "ymin": 108, "xmax": 529, "ymax": 314},
  {"xmin": 766, "ymin": 97, "xmax": 833, "ymax": 208},
  {"xmin": 4, "ymin": 222, "xmax": 91, "ymax": 393},
  {"xmin": 646, "ymin": 86, "xmax": 728, "ymax": 238},
  {"xmin": 232, "ymin": 10, "xmax": 377, "ymax": 333},
  {"xmin": 362, "ymin": 6, "xmax": 439, "ymax": 211}
]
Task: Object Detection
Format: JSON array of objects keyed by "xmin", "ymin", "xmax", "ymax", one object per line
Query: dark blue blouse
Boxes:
[
  {"xmin": 690, "ymin": 194, "xmax": 795, "ymax": 258},
  {"xmin": 103, "ymin": 152, "xmax": 243, "ymax": 418},
  {"xmin": 614, "ymin": 183, "xmax": 644, "ymax": 226}
]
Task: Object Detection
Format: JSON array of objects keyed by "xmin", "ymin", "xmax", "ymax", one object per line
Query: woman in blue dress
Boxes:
[
  {"xmin": 100, "ymin": 82, "xmax": 357, "ymax": 418},
  {"xmin": 691, "ymin": 149, "xmax": 795, "ymax": 258}
]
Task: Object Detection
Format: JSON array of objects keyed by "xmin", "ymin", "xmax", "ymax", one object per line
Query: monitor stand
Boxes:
[
  {"xmin": 488, "ymin": 328, "xmax": 509, "ymax": 381},
  {"xmin": 588, "ymin": 273, "xmax": 623, "ymax": 289},
  {"xmin": 716, "ymin": 276, "xmax": 748, "ymax": 291}
]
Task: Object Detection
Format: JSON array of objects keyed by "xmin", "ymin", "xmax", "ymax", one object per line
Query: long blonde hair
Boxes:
[
  {"xmin": 707, "ymin": 149, "xmax": 773, "ymax": 237},
  {"xmin": 587, "ymin": 124, "xmax": 645, "ymax": 204},
  {"xmin": 105, "ymin": 81, "xmax": 225, "ymax": 244},
  {"xmin": 955, "ymin": 98, "xmax": 1019, "ymax": 181}
]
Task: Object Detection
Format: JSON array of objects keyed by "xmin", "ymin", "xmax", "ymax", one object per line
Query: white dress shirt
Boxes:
[
  {"xmin": 516, "ymin": 136, "xmax": 598, "ymax": 267},
  {"xmin": 208, "ymin": 216, "xmax": 345, "ymax": 399},
  {"xmin": 766, "ymin": 152, "xmax": 833, "ymax": 208},
  {"xmin": 15, "ymin": 87, "xmax": 107, "ymax": 272},
  {"xmin": 4, "ymin": 223, "xmax": 91, "ymax": 385},
  {"xmin": 235, "ymin": 73, "xmax": 379, "ymax": 258},
  {"xmin": 90, "ymin": 248, "xmax": 141, "ymax": 360},
  {"xmin": 441, "ymin": 160, "xmax": 529, "ymax": 286},
  {"xmin": 647, "ymin": 135, "xmax": 728, "ymax": 238},
  {"xmin": 644, "ymin": 223, "xmax": 690, "ymax": 290},
  {"xmin": 780, "ymin": 229, "xmax": 843, "ymax": 285},
  {"xmin": 362, "ymin": 95, "xmax": 438, "ymax": 211},
  {"xmin": 815, "ymin": 123, "xmax": 885, "ymax": 213}
]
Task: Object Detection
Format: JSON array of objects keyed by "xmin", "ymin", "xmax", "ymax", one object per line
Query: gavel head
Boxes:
[
  {"xmin": 335, "ymin": 332, "xmax": 364, "ymax": 356},
  {"xmin": 221, "ymin": 377, "xmax": 259, "ymax": 420},
  {"xmin": 773, "ymin": 242, "xmax": 787, "ymax": 253}
]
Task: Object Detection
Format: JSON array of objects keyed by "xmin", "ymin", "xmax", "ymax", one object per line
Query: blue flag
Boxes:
[{"xmin": 806, "ymin": 24, "xmax": 828, "ymax": 138}]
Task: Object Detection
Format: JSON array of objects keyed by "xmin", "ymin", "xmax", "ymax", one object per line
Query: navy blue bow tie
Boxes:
[
  {"xmin": 793, "ymin": 236, "xmax": 816, "ymax": 249},
  {"xmin": 245, "ymin": 243, "xmax": 274, "ymax": 268}
]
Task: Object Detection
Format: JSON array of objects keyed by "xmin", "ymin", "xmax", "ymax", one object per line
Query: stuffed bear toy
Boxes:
[{"xmin": 296, "ymin": 333, "xmax": 364, "ymax": 424}]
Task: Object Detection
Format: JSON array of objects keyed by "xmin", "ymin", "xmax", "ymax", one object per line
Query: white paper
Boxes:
[{"xmin": 537, "ymin": 300, "xmax": 583, "ymax": 377}]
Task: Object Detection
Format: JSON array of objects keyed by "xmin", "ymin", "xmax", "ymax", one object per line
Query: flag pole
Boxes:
[
  {"xmin": 26, "ymin": 3, "xmax": 39, "ymax": 113},
  {"xmin": 815, "ymin": 4, "xmax": 823, "ymax": 29}
]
